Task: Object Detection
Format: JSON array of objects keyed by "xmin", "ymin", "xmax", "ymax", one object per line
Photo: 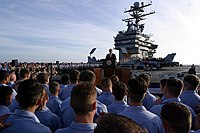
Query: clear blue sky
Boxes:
[{"xmin": 0, "ymin": 0, "xmax": 199, "ymax": 65}]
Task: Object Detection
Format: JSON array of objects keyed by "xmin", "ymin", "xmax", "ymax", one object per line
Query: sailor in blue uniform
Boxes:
[
  {"xmin": 35, "ymin": 88, "xmax": 59, "ymax": 132},
  {"xmin": 161, "ymin": 102, "xmax": 192, "ymax": 133},
  {"xmin": 138, "ymin": 73, "xmax": 157, "ymax": 110},
  {"xmin": 0, "ymin": 86, "xmax": 13, "ymax": 116},
  {"xmin": 180, "ymin": 74, "xmax": 200, "ymax": 114},
  {"xmin": 60, "ymin": 84, "xmax": 76, "ymax": 100},
  {"xmin": 1, "ymin": 79, "xmax": 51, "ymax": 133},
  {"xmin": 59, "ymin": 97, "xmax": 107, "ymax": 128},
  {"xmin": 37, "ymin": 72, "xmax": 50, "ymax": 96},
  {"xmin": 79, "ymin": 70, "xmax": 102, "ymax": 96},
  {"xmin": 150, "ymin": 78, "xmax": 196, "ymax": 128},
  {"xmin": 8, "ymin": 98, "xmax": 19, "ymax": 112},
  {"xmin": 107, "ymin": 81, "xmax": 128, "ymax": 113},
  {"xmin": 0, "ymin": 70, "xmax": 17, "ymax": 100},
  {"xmin": 143, "ymin": 90, "xmax": 157, "ymax": 110},
  {"xmin": 120, "ymin": 77, "xmax": 164, "ymax": 133},
  {"xmin": 59, "ymin": 97, "xmax": 74, "ymax": 128},
  {"xmin": 58, "ymin": 74, "xmax": 69, "ymax": 98},
  {"xmin": 56, "ymin": 82, "xmax": 97, "ymax": 133},
  {"xmin": 47, "ymin": 81, "xmax": 62, "ymax": 116},
  {"xmin": 97, "ymin": 78, "xmax": 114, "ymax": 106},
  {"xmin": 59, "ymin": 70, "xmax": 80, "ymax": 100}
]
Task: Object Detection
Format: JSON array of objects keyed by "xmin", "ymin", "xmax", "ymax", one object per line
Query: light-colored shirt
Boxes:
[
  {"xmin": 56, "ymin": 121, "xmax": 96, "ymax": 133},
  {"xmin": 46, "ymin": 96, "xmax": 62, "ymax": 116},
  {"xmin": 1, "ymin": 109, "xmax": 51, "ymax": 133},
  {"xmin": 35, "ymin": 106, "xmax": 59, "ymax": 132},
  {"xmin": 0, "ymin": 83, "xmax": 17, "ymax": 100},
  {"xmin": 96, "ymin": 87, "xmax": 103, "ymax": 96},
  {"xmin": 191, "ymin": 129, "xmax": 200, "ymax": 133},
  {"xmin": 180, "ymin": 90, "xmax": 200, "ymax": 114},
  {"xmin": 94, "ymin": 100, "xmax": 108, "ymax": 120},
  {"xmin": 0, "ymin": 105, "xmax": 12, "ymax": 116},
  {"xmin": 108, "ymin": 101, "xmax": 128, "ymax": 114},
  {"xmin": 8, "ymin": 98, "xmax": 19, "ymax": 112},
  {"xmin": 59, "ymin": 84, "xmax": 76, "ymax": 101},
  {"xmin": 97, "ymin": 92, "xmax": 114, "ymax": 106},
  {"xmin": 142, "ymin": 90, "xmax": 156, "ymax": 110},
  {"xmin": 8, "ymin": 81, "xmax": 15, "ymax": 88},
  {"xmin": 59, "ymin": 97, "xmax": 74, "ymax": 128},
  {"xmin": 59, "ymin": 98, "xmax": 107, "ymax": 128},
  {"xmin": 58, "ymin": 84, "xmax": 68, "ymax": 99},
  {"xmin": 60, "ymin": 84, "xmax": 68, "ymax": 91},
  {"xmin": 120, "ymin": 106, "xmax": 164, "ymax": 133},
  {"xmin": 42, "ymin": 84, "xmax": 50, "ymax": 96},
  {"xmin": 150, "ymin": 97, "xmax": 196, "ymax": 128}
]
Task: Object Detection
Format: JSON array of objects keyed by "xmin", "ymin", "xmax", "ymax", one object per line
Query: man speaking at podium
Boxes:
[
  {"xmin": 104, "ymin": 48, "xmax": 117, "ymax": 69},
  {"xmin": 106, "ymin": 48, "xmax": 117, "ymax": 61}
]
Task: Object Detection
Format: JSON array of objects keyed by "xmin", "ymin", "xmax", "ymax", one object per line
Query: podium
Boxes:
[
  {"xmin": 103, "ymin": 59, "xmax": 116, "ymax": 68},
  {"xmin": 91, "ymin": 67, "xmax": 131, "ymax": 85},
  {"xmin": 102, "ymin": 59, "xmax": 116, "ymax": 78},
  {"xmin": 91, "ymin": 65, "xmax": 131, "ymax": 86}
]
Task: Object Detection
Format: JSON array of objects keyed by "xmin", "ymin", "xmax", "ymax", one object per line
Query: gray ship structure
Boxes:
[
  {"xmin": 114, "ymin": 1, "xmax": 178, "ymax": 69},
  {"xmin": 88, "ymin": 1, "xmax": 179, "ymax": 70}
]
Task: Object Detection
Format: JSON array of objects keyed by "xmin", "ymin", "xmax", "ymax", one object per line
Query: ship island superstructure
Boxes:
[{"xmin": 114, "ymin": 1, "xmax": 157, "ymax": 64}]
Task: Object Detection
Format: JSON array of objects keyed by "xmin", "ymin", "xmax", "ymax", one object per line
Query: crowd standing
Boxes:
[{"xmin": 0, "ymin": 62, "xmax": 200, "ymax": 133}]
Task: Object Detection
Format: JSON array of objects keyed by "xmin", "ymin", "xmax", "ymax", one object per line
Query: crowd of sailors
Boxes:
[{"xmin": 0, "ymin": 62, "xmax": 200, "ymax": 133}]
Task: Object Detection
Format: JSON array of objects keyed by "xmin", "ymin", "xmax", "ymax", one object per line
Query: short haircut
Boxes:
[
  {"xmin": 112, "ymin": 81, "xmax": 127, "ymax": 100},
  {"xmin": 9, "ymin": 72, "xmax": 16, "ymax": 81},
  {"xmin": 160, "ymin": 78, "xmax": 167, "ymax": 92},
  {"xmin": 165, "ymin": 78, "xmax": 183, "ymax": 97},
  {"xmin": 70, "ymin": 82, "xmax": 97, "ymax": 115},
  {"xmin": 37, "ymin": 89, "xmax": 48, "ymax": 111},
  {"xmin": 36, "ymin": 73, "xmax": 49, "ymax": 84},
  {"xmin": 60, "ymin": 74, "xmax": 69, "ymax": 85},
  {"xmin": 94, "ymin": 113, "xmax": 148, "ymax": 133},
  {"xmin": 0, "ymin": 86, "xmax": 13, "ymax": 105},
  {"xmin": 110, "ymin": 75, "xmax": 119, "ymax": 84},
  {"xmin": 17, "ymin": 79, "xmax": 43, "ymax": 109},
  {"xmin": 161, "ymin": 102, "xmax": 191, "ymax": 133},
  {"xmin": 101, "ymin": 77, "xmax": 112, "ymax": 90},
  {"xmin": 0, "ymin": 70, "xmax": 9, "ymax": 82},
  {"xmin": 183, "ymin": 74, "xmax": 200, "ymax": 90},
  {"xmin": 19, "ymin": 68, "xmax": 29, "ymax": 79},
  {"xmin": 69, "ymin": 70, "xmax": 80, "ymax": 83},
  {"xmin": 160, "ymin": 78, "xmax": 167, "ymax": 87},
  {"xmin": 49, "ymin": 81, "xmax": 60, "ymax": 95},
  {"xmin": 128, "ymin": 77, "xmax": 148, "ymax": 103},
  {"xmin": 79, "ymin": 70, "xmax": 96, "ymax": 83},
  {"xmin": 138, "ymin": 73, "xmax": 150, "ymax": 85}
]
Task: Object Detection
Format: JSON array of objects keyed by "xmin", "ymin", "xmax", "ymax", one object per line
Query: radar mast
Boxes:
[{"xmin": 114, "ymin": 1, "xmax": 157, "ymax": 64}]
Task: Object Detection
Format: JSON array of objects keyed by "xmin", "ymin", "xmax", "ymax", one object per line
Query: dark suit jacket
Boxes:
[{"xmin": 106, "ymin": 53, "xmax": 116, "ymax": 60}]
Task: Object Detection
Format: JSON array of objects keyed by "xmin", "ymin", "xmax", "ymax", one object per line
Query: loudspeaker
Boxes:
[{"xmin": 11, "ymin": 59, "xmax": 18, "ymax": 66}]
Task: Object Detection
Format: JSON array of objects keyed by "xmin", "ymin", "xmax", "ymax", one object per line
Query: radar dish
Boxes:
[{"xmin": 134, "ymin": 2, "xmax": 140, "ymax": 8}]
